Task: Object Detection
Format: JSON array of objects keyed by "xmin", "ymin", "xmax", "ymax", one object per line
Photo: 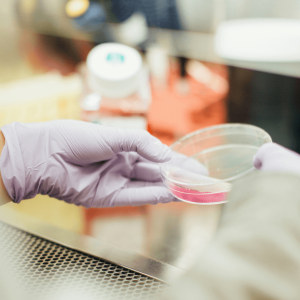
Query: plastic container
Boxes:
[
  {"xmin": 86, "ymin": 43, "xmax": 143, "ymax": 99},
  {"xmin": 80, "ymin": 43, "xmax": 151, "ymax": 131},
  {"xmin": 160, "ymin": 124, "xmax": 272, "ymax": 205}
]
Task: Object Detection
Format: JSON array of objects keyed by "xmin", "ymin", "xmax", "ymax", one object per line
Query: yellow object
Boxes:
[
  {"xmin": 0, "ymin": 72, "xmax": 84, "ymax": 234},
  {"xmin": 3, "ymin": 196, "xmax": 85, "ymax": 233},
  {"xmin": 65, "ymin": 0, "xmax": 90, "ymax": 18},
  {"xmin": 20, "ymin": 0, "xmax": 38, "ymax": 16},
  {"xmin": 0, "ymin": 72, "xmax": 82, "ymax": 126}
]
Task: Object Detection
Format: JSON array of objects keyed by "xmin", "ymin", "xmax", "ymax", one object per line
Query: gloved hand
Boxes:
[
  {"xmin": 0, "ymin": 120, "xmax": 175, "ymax": 208},
  {"xmin": 253, "ymin": 142, "xmax": 300, "ymax": 176}
]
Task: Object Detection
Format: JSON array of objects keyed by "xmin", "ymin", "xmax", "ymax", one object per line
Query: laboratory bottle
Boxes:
[{"xmin": 80, "ymin": 43, "xmax": 151, "ymax": 131}]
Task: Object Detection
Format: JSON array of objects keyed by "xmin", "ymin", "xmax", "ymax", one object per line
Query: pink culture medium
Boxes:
[{"xmin": 170, "ymin": 185, "xmax": 228, "ymax": 204}]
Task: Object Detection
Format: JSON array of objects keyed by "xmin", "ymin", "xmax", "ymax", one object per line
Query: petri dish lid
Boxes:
[{"xmin": 160, "ymin": 123, "xmax": 272, "ymax": 191}]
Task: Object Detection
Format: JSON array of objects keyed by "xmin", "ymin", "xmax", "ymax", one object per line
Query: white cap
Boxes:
[
  {"xmin": 87, "ymin": 43, "xmax": 143, "ymax": 98},
  {"xmin": 214, "ymin": 19, "xmax": 300, "ymax": 62}
]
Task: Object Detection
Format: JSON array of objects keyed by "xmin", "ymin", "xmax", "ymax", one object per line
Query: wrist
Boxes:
[{"xmin": 0, "ymin": 130, "xmax": 12, "ymax": 205}]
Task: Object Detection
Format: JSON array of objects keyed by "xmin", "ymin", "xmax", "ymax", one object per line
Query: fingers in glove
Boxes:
[
  {"xmin": 180, "ymin": 157, "xmax": 209, "ymax": 176},
  {"xmin": 253, "ymin": 143, "xmax": 275, "ymax": 169},
  {"xmin": 253, "ymin": 142, "xmax": 288, "ymax": 170},
  {"xmin": 114, "ymin": 181, "xmax": 175, "ymax": 207},
  {"xmin": 253, "ymin": 142, "xmax": 300, "ymax": 172},
  {"xmin": 130, "ymin": 162, "xmax": 162, "ymax": 182},
  {"xmin": 105, "ymin": 127, "xmax": 172, "ymax": 163},
  {"xmin": 136, "ymin": 151, "xmax": 209, "ymax": 177},
  {"xmin": 46, "ymin": 120, "xmax": 171, "ymax": 165},
  {"xmin": 167, "ymin": 152, "xmax": 209, "ymax": 176}
]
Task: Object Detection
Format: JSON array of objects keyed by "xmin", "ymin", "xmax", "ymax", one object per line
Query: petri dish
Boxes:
[{"xmin": 160, "ymin": 124, "xmax": 272, "ymax": 205}]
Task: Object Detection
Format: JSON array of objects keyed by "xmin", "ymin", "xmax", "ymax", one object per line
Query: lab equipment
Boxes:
[
  {"xmin": 215, "ymin": 19, "xmax": 300, "ymax": 62},
  {"xmin": 81, "ymin": 43, "xmax": 151, "ymax": 131},
  {"xmin": 160, "ymin": 124, "xmax": 272, "ymax": 204},
  {"xmin": 254, "ymin": 142, "xmax": 300, "ymax": 175},
  {"xmin": 87, "ymin": 43, "xmax": 142, "ymax": 99},
  {"xmin": 0, "ymin": 120, "xmax": 174, "ymax": 207}
]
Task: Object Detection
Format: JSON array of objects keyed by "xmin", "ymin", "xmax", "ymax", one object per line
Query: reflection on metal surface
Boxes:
[
  {"xmin": 85, "ymin": 202, "xmax": 222, "ymax": 271},
  {"xmin": 0, "ymin": 208, "xmax": 184, "ymax": 284}
]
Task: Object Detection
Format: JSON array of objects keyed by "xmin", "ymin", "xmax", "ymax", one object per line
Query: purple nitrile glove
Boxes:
[
  {"xmin": 253, "ymin": 142, "xmax": 300, "ymax": 176},
  {"xmin": 0, "ymin": 120, "xmax": 175, "ymax": 208}
]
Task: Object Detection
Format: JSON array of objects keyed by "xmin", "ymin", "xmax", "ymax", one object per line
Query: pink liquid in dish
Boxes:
[{"xmin": 170, "ymin": 185, "xmax": 228, "ymax": 204}]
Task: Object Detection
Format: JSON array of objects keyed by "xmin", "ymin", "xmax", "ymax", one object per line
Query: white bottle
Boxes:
[{"xmin": 81, "ymin": 43, "xmax": 151, "ymax": 130}]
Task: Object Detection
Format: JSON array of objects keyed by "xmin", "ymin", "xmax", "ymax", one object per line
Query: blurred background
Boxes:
[{"xmin": 1, "ymin": 0, "xmax": 300, "ymax": 271}]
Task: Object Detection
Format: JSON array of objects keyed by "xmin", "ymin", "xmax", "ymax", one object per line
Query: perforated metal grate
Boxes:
[{"xmin": 0, "ymin": 221, "xmax": 168, "ymax": 299}]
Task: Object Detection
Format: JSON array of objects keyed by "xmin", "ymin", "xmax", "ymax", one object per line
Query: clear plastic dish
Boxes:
[{"xmin": 160, "ymin": 124, "xmax": 272, "ymax": 205}]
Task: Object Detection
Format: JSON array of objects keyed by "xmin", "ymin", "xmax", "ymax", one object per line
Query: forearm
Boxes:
[
  {"xmin": 159, "ymin": 173, "xmax": 300, "ymax": 300},
  {"xmin": 0, "ymin": 131, "xmax": 11, "ymax": 206}
]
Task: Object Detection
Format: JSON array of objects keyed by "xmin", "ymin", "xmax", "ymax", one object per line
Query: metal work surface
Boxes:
[
  {"xmin": 0, "ymin": 209, "xmax": 184, "ymax": 284},
  {"xmin": 0, "ymin": 220, "xmax": 168, "ymax": 299},
  {"xmin": 85, "ymin": 202, "xmax": 221, "ymax": 271}
]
